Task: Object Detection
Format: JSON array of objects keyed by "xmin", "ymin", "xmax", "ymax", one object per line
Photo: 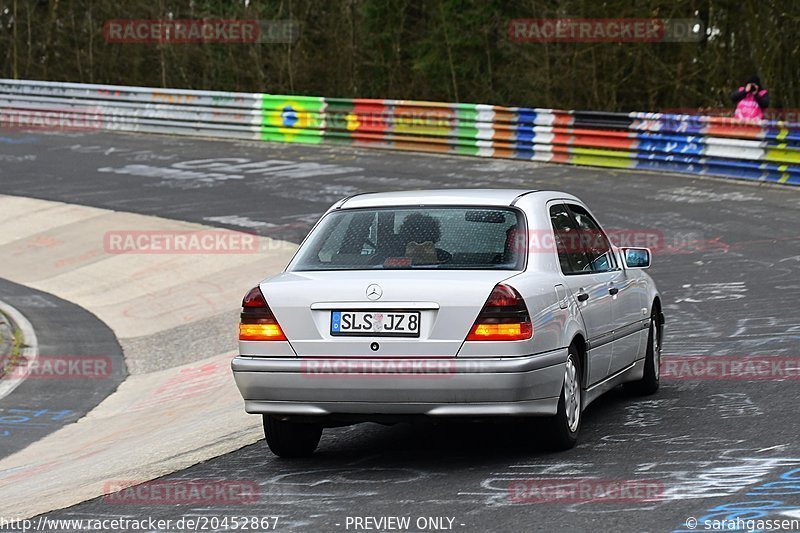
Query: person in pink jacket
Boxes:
[{"xmin": 731, "ymin": 75, "xmax": 769, "ymax": 121}]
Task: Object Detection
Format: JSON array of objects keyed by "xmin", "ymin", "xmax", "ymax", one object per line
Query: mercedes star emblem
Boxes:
[{"xmin": 366, "ymin": 284, "xmax": 383, "ymax": 300}]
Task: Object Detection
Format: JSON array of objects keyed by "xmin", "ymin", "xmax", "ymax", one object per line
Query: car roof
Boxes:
[{"xmin": 339, "ymin": 189, "xmax": 557, "ymax": 209}]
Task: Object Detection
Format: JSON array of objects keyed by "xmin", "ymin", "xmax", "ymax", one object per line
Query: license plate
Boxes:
[{"xmin": 330, "ymin": 311, "xmax": 421, "ymax": 337}]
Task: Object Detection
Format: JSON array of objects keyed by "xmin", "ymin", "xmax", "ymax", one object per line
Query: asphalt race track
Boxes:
[
  {"xmin": 1, "ymin": 129, "xmax": 800, "ymax": 532},
  {"xmin": 0, "ymin": 279, "xmax": 125, "ymax": 458}
]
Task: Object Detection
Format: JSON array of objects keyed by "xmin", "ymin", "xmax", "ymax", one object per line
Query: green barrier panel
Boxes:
[{"xmin": 260, "ymin": 95, "xmax": 324, "ymax": 143}]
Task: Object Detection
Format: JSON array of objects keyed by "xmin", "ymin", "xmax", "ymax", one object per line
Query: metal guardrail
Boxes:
[{"xmin": 1, "ymin": 78, "xmax": 798, "ymax": 185}]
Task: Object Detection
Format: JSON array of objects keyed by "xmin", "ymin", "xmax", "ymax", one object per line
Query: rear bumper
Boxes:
[{"xmin": 231, "ymin": 348, "xmax": 567, "ymax": 417}]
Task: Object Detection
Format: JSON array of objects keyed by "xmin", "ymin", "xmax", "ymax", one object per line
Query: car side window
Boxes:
[
  {"xmin": 566, "ymin": 204, "xmax": 617, "ymax": 273},
  {"xmin": 549, "ymin": 203, "xmax": 591, "ymax": 274}
]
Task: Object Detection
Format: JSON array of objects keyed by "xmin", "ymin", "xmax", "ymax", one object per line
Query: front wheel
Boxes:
[
  {"xmin": 263, "ymin": 415, "xmax": 323, "ymax": 458},
  {"xmin": 545, "ymin": 348, "xmax": 582, "ymax": 451},
  {"xmin": 624, "ymin": 312, "xmax": 661, "ymax": 396}
]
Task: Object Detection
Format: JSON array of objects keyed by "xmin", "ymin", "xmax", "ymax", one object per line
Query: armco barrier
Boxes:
[{"xmin": 1, "ymin": 78, "xmax": 799, "ymax": 185}]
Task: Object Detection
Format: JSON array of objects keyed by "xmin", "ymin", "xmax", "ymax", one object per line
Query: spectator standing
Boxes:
[{"xmin": 731, "ymin": 75, "xmax": 769, "ymax": 121}]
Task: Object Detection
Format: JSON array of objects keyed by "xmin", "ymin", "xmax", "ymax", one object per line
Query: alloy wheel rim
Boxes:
[
  {"xmin": 653, "ymin": 319, "xmax": 661, "ymax": 381},
  {"xmin": 564, "ymin": 357, "xmax": 580, "ymax": 432}
]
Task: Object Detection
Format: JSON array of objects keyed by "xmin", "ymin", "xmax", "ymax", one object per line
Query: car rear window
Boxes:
[{"xmin": 289, "ymin": 206, "xmax": 525, "ymax": 271}]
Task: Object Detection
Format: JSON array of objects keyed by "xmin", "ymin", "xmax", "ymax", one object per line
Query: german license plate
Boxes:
[{"xmin": 330, "ymin": 311, "xmax": 421, "ymax": 337}]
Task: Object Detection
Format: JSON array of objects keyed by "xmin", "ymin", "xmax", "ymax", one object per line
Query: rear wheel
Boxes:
[
  {"xmin": 545, "ymin": 347, "xmax": 582, "ymax": 451},
  {"xmin": 263, "ymin": 415, "xmax": 323, "ymax": 458},
  {"xmin": 624, "ymin": 311, "xmax": 661, "ymax": 396}
]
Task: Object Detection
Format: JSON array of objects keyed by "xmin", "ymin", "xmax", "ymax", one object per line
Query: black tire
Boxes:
[
  {"xmin": 263, "ymin": 415, "xmax": 323, "ymax": 458},
  {"xmin": 624, "ymin": 312, "xmax": 661, "ymax": 396},
  {"xmin": 545, "ymin": 347, "xmax": 582, "ymax": 451}
]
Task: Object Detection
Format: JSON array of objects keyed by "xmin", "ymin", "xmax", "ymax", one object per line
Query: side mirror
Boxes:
[{"xmin": 622, "ymin": 248, "xmax": 651, "ymax": 269}]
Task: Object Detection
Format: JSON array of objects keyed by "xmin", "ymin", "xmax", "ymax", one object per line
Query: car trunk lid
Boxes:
[{"xmin": 261, "ymin": 270, "xmax": 516, "ymax": 357}]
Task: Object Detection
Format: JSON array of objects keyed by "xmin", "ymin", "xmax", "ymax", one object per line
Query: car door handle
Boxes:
[
  {"xmin": 577, "ymin": 293, "xmax": 589, "ymax": 302},
  {"xmin": 608, "ymin": 287, "xmax": 619, "ymax": 295}
]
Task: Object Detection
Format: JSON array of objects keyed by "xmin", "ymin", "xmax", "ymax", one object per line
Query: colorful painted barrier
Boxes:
[{"xmin": 1, "ymin": 78, "xmax": 798, "ymax": 185}]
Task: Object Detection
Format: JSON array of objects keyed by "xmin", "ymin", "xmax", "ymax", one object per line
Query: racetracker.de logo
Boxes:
[
  {"xmin": 508, "ymin": 479, "xmax": 664, "ymax": 503},
  {"xmin": 300, "ymin": 358, "xmax": 457, "ymax": 379},
  {"xmin": 103, "ymin": 19, "xmax": 299, "ymax": 44},
  {"xmin": 102, "ymin": 479, "xmax": 259, "ymax": 505},
  {"xmin": 0, "ymin": 107, "xmax": 103, "ymax": 131},
  {"xmin": 508, "ymin": 18, "xmax": 703, "ymax": 43},
  {"xmin": 1, "ymin": 356, "xmax": 112, "ymax": 380},
  {"xmin": 661, "ymin": 356, "xmax": 800, "ymax": 381},
  {"xmin": 508, "ymin": 229, "xmax": 664, "ymax": 253},
  {"xmin": 103, "ymin": 230, "xmax": 259, "ymax": 254},
  {"xmin": 658, "ymin": 108, "xmax": 800, "ymax": 126}
]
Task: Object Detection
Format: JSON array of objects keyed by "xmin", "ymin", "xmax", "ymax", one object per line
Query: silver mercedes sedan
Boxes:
[{"xmin": 232, "ymin": 189, "xmax": 663, "ymax": 457}]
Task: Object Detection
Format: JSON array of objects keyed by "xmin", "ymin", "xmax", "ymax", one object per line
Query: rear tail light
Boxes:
[
  {"xmin": 466, "ymin": 284, "xmax": 533, "ymax": 341},
  {"xmin": 239, "ymin": 286, "xmax": 287, "ymax": 341}
]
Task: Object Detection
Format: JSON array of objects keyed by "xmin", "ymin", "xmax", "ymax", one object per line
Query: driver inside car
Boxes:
[{"xmin": 397, "ymin": 213, "xmax": 451, "ymax": 265}]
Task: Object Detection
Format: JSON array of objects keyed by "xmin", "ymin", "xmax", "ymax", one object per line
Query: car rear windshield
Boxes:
[{"xmin": 289, "ymin": 206, "xmax": 526, "ymax": 271}]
